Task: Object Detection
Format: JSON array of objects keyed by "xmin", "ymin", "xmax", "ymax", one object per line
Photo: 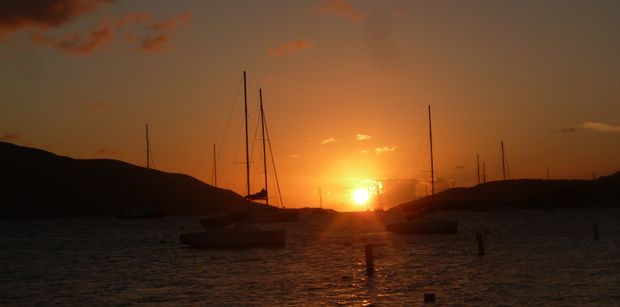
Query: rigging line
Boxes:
[
  {"xmin": 263, "ymin": 112, "xmax": 284, "ymax": 208},
  {"xmin": 248, "ymin": 102, "xmax": 262, "ymax": 191},
  {"xmin": 217, "ymin": 76, "xmax": 244, "ymax": 164},
  {"xmin": 149, "ymin": 148, "xmax": 156, "ymax": 169}
]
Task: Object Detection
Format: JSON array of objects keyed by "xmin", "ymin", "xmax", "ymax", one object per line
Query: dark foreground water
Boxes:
[{"xmin": 1, "ymin": 209, "xmax": 620, "ymax": 305}]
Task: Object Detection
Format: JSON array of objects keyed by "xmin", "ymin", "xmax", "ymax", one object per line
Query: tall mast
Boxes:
[
  {"xmin": 213, "ymin": 143, "xmax": 217, "ymax": 188},
  {"xmin": 145, "ymin": 124, "xmax": 150, "ymax": 169},
  {"xmin": 501, "ymin": 141, "xmax": 506, "ymax": 181},
  {"xmin": 428, "ymin": 105, "xmax": 435, "ymax": 198},
  {"xmin": 243, "ymin": 71, "xmax": 250, "ymax": 198},
  {"xmin": 259, "ymin": 88, "xmax": 269, "ymax": 206},
  {"xmin": 476, "ymin": 153, "xmax": 480, "ymax": 185}
]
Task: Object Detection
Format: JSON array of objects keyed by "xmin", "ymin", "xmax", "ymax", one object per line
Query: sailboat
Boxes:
[
  {"xmin": 117, "ymin": 124, "xmax": 165, "ymax": 219},
  {"xmin": 239, "ymin": 89, "xmax": 300, "ymax": 223},
  {"xmin": 385, "ymin": 105, "xmax": 458, "ymax": 234},
  {"xmin": 180, "ymin": 71, "xmax": 285, "ymax": 247}
]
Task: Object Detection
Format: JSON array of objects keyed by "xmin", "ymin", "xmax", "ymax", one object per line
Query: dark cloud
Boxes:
[
  {"xmin": 0, "ymin": 0, "xmax": 115, "ymax": 38},
  {"xmin": 454, "ymin": 165, "xmax": 466, "ymax": 170},
  {"xmin": 126, "ymin": 12, "xmax": 192, "ymax": 53},
  {"xmin": 0, "ymin": 133, "xmax": 19, "ymax": 141},
  {"xmin": 31, "ymin": 24, "xmax": 112, "ymax": 54}
]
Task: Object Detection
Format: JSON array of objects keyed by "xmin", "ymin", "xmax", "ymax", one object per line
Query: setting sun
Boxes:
[{"xmin": 352, "ymin": 188, "xmax": 370, "ymax": 205}]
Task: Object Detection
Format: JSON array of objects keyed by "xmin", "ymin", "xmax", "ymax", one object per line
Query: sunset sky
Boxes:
[{"xmin": 1, "ymin": 0, "xmax": 619, "ymax": 211}]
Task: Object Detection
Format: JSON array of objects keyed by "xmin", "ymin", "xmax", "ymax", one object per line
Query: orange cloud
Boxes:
[
  {"xmin": 321, "ymin": 137, "xmax": 338, "ymax": 145},
  {"xmin": 31, "ymin": 24, "xmax": 112, "ymax": 55},
  {"xmin": 312, "ymin": 0, "xmax": 366, "ymax": 22},
  {"xmin": 581, "ymin": 122, "xmax": 620, "ymax": 133},
  {"xmin": 0, "ymin": 133, "xmax": 19, "ymax": 141},
  {"xmin": 375, "ymin": 146, "xmax": 398, "ymax": 155},
  {"xmin": 267, "ymin": 39, "xmax": 314, "ymax": 57},
  {"xmin": 0, "ymin": 0, "xmax": 115, "ymax": 39},
  {"xmin": 356, "ymin": 133, "xmax": 371, "ymax": 141}
]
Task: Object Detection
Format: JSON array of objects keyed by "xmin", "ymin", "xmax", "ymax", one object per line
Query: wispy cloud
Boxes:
[
  {"xmin": 375, "ymin": 146, "xmax": 398, "ymax": 155},
  {"xmin": 0, "ymin": 133, "xmax": 19, "ymax": 141},
  {"xmin": 31, "ymin": 23, "xmax": 112, "ymax": 55},
  {"xmin": 454, "ymin": 165, "xmax": 466, "ymax": 170},
  {"xmin": 312, "ymin": 0, "xmax": 367, "ymax": 22},
  {"xmin": 321, "ymin": 137, "xmax": 338, "ymax": 145},
  {"xmin": 129, "ymin": 12, "xmax": 192, "ymax": 53},
  {"xmin": 94, "ymin": 148, "xmax": 119, "ymax": 155},
  {"xmin": 290, "ymin": 153, "xmax": 301, "ymax": 158},
  {"xmin": 267, "ymin": 39, "xmax": 313, "ymax": 57},
  {"xmin": 359, "ymin": 150, "xmax": 368, "ymax": 154},
  {"xmin": 0, "ymin": 0, "xmax": 115, "ymax": 39},
  {"xmin": 356, "ymin": 133, "xmax": 371, "ymax": 141},
  {"xmin": 581, "ymin": 122, "xmax": 620, "ymax": 133},
  {"xmin": 553, "ymin": 127, "xmax": 576, "ymax": 133}
]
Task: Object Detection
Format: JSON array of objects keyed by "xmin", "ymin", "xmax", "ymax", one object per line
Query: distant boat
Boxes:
[
  {"xmin": 117, "ymin": 124, "xmax": 165, "ymax": 219},
  {"xmin": 385, "ymin": 105, "xmax": 458, "ymax": 234},
  {"xmin": 181, "ymin": 71, "xmax": 285, "ymax": 247}
]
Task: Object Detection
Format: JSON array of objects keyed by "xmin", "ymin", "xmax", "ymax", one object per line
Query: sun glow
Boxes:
[{"xmin": 352, "ymin": 188, "xmax": 370, "ymax": 205}]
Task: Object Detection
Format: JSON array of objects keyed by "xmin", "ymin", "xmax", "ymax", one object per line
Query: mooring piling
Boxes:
[
  {"xmin": 593, "ymin": 224, "xmax": 600, "ymax": 241},
  {"xmin": 476, "ymin": 232, "xmax": 486, "ymax": 256},
  {"xmin": 365, "ymin": 243, "xmax": 375, "ymax": 276},
  {"xmin": 424, "ymin": 293, "xmax": 436, "ymax": 303}
]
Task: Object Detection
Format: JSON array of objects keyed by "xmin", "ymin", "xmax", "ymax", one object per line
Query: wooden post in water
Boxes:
[
  {"xmin": 365, "ymin": 244, "xmax": 375, "ymax": 276},
  {"xmin": 424, "ymin": 293, "xmax": 436, "ymax": 303},
  {"xmin": 476, "ymin": 232, "xmax": 486, "ymax": 256},
  {"xmin": 593, "ymin": 224, "xmax": 600, "ymax": 241}
]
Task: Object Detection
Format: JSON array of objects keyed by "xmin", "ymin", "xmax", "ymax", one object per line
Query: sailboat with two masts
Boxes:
[
  {"xmin": 180, "ymin": 71, "xmax": 285, "ymax": 247},
  {"xmin": 385, "ymin": 105, "xmax": 458, "ymax": 234},
  {"xmin": 240, "ymin": 88, "xmax": 300, "ymax": 223}
]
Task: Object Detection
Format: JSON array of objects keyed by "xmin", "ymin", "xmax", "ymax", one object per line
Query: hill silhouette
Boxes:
[
  {"xmin": 390, "ymin": 173, "xmax": 620, "ymax": 212},
  {"xmin": 0, "ymin": 141, "xmax": 275, "ymax": 218}
]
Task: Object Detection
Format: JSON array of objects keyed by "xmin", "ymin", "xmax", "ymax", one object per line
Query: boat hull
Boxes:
[
  {"xmin": 386, "ymin": 220, "xmax": 458, "ymax": 234},
  {"xmin": 179, "ymin": 230, "xmax": 285, "ymax": 247}
]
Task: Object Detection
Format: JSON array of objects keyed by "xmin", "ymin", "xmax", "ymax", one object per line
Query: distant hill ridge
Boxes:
[
  {"xmin": 0, "ymin": 141, "xmax": 273, "ymax": 218},
  {"xmin": 391, "ymin": 172, "xmax": 620, "ymax": 212}
]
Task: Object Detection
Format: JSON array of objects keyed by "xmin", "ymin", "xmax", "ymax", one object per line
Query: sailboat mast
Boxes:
[
  {"xmin": 501, "ymin": 141, "xmax": 506, "ymax": 181},
  {"xmin": 259, "ymin": 89, "xmax": 269, "ymax": 206},
  {"xmin": 146, "ymin": 124, "xmax": 150, "ymax": 169},
  {"xmin": 477, "ymin": 153, "xmax": 480, "ymax": 185},
  {"xmin": 243, "ymin": 71, "xmax": 250, "ymax": 198},
  {"xmin": 213, "ymin": 143, "xmax": 217, "ymax": 188},
  {"xmin": 319, "ymin": 187, "xmax": 322, "ymax": 209},
  {"xmin": 428, "ymin": 105, "xmax": 435, "ymax": 198}
]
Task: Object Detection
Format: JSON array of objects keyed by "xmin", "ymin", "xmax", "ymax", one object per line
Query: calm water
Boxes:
[{"xmin": 1, "ymin": 209, "xmax": 620, "ymax": 305}]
